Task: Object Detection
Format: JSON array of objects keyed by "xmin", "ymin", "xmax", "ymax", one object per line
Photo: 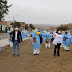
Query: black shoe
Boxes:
[
  {"xmin": 66, "ymin": 50, "xmax": 69, "ymax": 51},
  {"xmin": 57, "ymin": 54, "xmax": 60, "ymax": 56},
  {"xmin": 13, "ymin": 54, "xmax": 15, "ymax": 56},
  {"xmin": 33, "ymin": 54, "xmax": 36, "ymax": 55},
  {"xmin": 37, "ymin": 54, "xmax": 39, "ymax": 55},
  {"xmin": 53, "ymin": 54, "xmax": 56, "ymax": 56},
  {"xmin": 17, "ymin": 54, "xmax": 20, "ymax": 56}
]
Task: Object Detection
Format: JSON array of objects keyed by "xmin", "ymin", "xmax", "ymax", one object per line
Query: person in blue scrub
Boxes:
[
  {"xmin": 30, "ymin": 30, "xmax": 35, "ymax": 44},
  {"xmin": 45, "ymin": 31, "xmax": 52, "ymax": 48},
  {"xmin": 21, "ymin": 31, "xmax": 26, "ymax": 41},
  {"xmin": 64, "ymin": 32, "xmax": 72, "ymax": 51},
  {"xmin": 25, "ymin": 31, "xmax": 28, "ymax": 40},
  {"xmin": 32, "ymin": 30, "xmax": 41, "ymax": 55},
  {"xmin": 42, "ymin": 31, "xmax": 47, "ymax": 44},
  {"xmin": 61, "ymin": 31, "xmax": 65, "ymax": 48},
  {"xmin": 7, "ymin": 28, "xmax": 13, "ymax": 47}
]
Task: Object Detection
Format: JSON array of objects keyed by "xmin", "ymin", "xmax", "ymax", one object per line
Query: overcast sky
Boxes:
[{"xmin": 5, "ymin": 0, "xmax": 72, "ymax": 25}]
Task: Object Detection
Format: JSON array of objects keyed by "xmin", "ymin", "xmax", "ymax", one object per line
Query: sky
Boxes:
[{"xmin": 5, "ymin": 0, "xmax": 72, "ymax": 25}]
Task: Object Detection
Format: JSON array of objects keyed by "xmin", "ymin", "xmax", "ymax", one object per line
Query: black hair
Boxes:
[
  {"xmin": 14, "ymin": 25, "xmax": 18, "ymax": 28},
  {"xmin": 65, "ymin": 32, "xmax": 67, "ymax": 34}
]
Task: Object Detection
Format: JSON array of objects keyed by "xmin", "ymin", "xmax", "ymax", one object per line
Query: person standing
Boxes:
[
  {"xmin": 61, "ymin": 31, "xmax": 65, "ymax": 48},
  {"xmin": 10, "ymin": 26, "xmax": 22, "ymax": 56},
  {"xmin": 53, "ymin": 29, "xmax": 63, "ymax": 56},
  {"xmin": 45, "ymin": 31, "xmax": 52, "ymax": 48},
  {"xmin": 30, "ymin": 30, "xmax": 35, "ymax": 44},
  {"xmin": 21, "ymin": 30, "xmax": 26, "ymax": 41},
  {"xmin": 32, "ymin": 30, "xmax": 41, "ymax": 55},
  {"xmin": 42, "ymin": 31, "xmax": 47, "ymax": 44},
  {"xmin": 7, "ymin": 28, "xmax": 13, "ymax": 47},
  {"xmin": 64, "ymin": 32, "xmax": 72, "ymax": 51}
]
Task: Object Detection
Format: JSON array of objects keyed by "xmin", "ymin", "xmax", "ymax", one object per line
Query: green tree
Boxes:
[
  {"xmin": 0, "ymin": 0, "xmax": 12, "ymax": 21},
  {"xmin": 10, "ymin": 22, "xmax": 21, "ymax": 28},
  {"xmin": 14, "ymin": 22, "xmax": 21, "ymax": 28},
  {"xmin": 25, "ymin": 25, "xmax": 28, "ymax": 30},
  {"xmin": 29, "ymin": 24, "xmax": 33, "ymax": 28},
  {"xmin": 32, "ymin": 26, "xmax": 35, "ymax": 30},
  {"xmin": 29, "ymin": 24, "xmax": 35, "ymax": 30},
  {"xmin": 10, "ymin": 22, "xmax": 13, "ymax": 25}
]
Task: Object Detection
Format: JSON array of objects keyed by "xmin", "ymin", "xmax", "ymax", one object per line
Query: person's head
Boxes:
[
  {"xmin": 9, "ymin": 27, "xmax": 10, "ymax": 31},
  {"xmin": 65, "ymin": 32, "xmax": 67, "ymax": 34},
  {"xmin": 58, "ymin": 31, "xmax": 61, "ymax": 35},
  {"xmin": 14, "ymin": 26, "xmax": 19, "ymax": 31},
  {"xmin": 10, "ymin": 28, "xmax": 13, "ymax": 31}
]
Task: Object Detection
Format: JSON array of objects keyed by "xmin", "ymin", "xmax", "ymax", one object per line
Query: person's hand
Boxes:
[{"xmin": 10, "ymin": 30, "xmax": 13, "ymax": 33}]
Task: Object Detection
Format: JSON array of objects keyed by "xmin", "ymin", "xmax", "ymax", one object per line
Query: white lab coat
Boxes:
[{"xmin": 52, "ymin": 31, "xmax": 63, "ymax": 45}]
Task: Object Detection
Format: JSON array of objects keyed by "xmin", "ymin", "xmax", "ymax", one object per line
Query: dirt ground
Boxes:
[{"xmin": 0, "ymin": 39, "xmax": 72, "ymax": 72}]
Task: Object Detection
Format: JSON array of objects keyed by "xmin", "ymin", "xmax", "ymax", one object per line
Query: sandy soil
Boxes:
[{"xmin": 0, "ymin": 39, "xmax": 72, "ymax": 72}]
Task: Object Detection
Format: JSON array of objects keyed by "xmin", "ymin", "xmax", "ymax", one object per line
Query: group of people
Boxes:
[
  {"xmin": 0, "ymin": 25, "xmax": 72, "ymax": 57},
  {"xmin": 61, "ymin": 31, "xmax": 72, "ymax": 51},
  {"xmin": 30, "ymin": 29, "xmax": 72, "ymax": 56}
]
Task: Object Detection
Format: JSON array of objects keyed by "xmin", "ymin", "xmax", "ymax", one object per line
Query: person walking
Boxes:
[{"xmin": 10, "ymin": 26, "xmax": 22, "ymax": 56}]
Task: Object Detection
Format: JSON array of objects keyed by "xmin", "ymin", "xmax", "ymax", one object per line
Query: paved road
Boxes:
[
  {"xmin": 0, "ymin": 33, "xmax": 8, "ymax": 39},
  {"xmin": 0, "ymin": 37, "xmax": 31, "ymax": 47},
  {"xmin": 0, "ymin": 38, "xmax": 9, "ymax": 47}
]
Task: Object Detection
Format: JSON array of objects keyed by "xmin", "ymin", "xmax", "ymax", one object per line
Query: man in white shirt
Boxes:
[{"xmin": 10, "ymin": 26, "xmax": 22, "ymax": 56}]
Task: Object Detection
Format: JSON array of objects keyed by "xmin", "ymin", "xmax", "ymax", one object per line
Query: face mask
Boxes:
[{"xmin": 15, "ymin": 28, "xmax": 18, "ymax": 30}]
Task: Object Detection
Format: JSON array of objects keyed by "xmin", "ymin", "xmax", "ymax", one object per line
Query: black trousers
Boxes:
[{"xmin": 54, "ymin": 43, "xmax": 61, "ymax": 55}]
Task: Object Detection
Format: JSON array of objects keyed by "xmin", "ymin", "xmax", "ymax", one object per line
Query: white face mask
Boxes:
[
  {"xmin": 10, "ymin": 28, "xmax": 13, "ymax": 31},
  {"xmin": 15, "ymin": 28, "xmax": 18, "ymax": 30}
]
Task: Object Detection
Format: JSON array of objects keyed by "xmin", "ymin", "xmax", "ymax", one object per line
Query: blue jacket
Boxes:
[
  {"xmin": 42, "ymin": 32, "xmax": 47, "ymax": 42},
  {"xmin": 46, "ymin": 33, "xmax": 52, "ymax": 43},
  {"xmin": 7, "ymin": 30, "xmax": 12, "ymax": 42},
  {"xmin": 30, "ymin": 32, "xmax": 36, "ymax": 42},
  {"xmin": 62, "ymin": 34, "xmax": 66, "ymax": 45},
  {"xmin": 64, "ymin": 34, "xmax": 72, "ymax": 47},
  {"xmin": 33, "ymin": 33, "xmax": 41, "ymax": 49},
  {"xmin": 21, "ymin": 31, "xmax": 26, "ymax": 39}
]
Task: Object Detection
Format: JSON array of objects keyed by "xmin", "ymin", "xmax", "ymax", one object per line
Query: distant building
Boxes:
[
  {"xmin": 0, "ymin": 21, "xmax": 12, "ymax": 32},
  {"xmin": 0, "ymin": 21, "xmax": 26, "ymax": 32},
  {"xmin": 61, "ymin": 24, "xmax": 72, "ymax": 29}
]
